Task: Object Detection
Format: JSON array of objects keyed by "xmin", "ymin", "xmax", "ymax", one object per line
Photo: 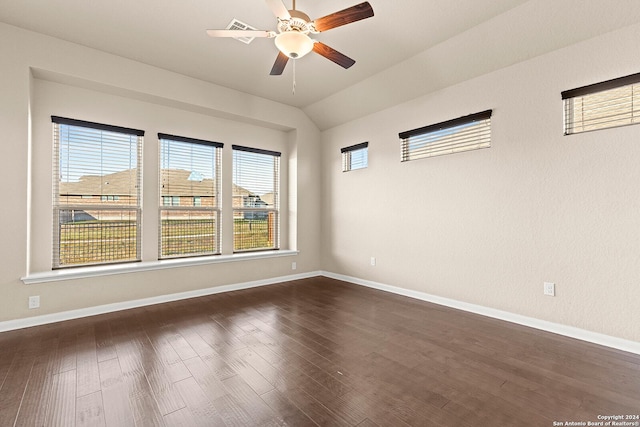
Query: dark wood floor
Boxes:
[{"xmin": 1, "ymin": 276, "xmax": 638, "ymax": 426}]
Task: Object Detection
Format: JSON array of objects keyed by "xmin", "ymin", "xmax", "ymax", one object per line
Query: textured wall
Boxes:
[
  {"xmin": 321, "ymin": 23, "xmax": 640, "ymax": 342},
  {"xmin": 0, "ymin": 22, "xmax": 321, "ymax": 323}
]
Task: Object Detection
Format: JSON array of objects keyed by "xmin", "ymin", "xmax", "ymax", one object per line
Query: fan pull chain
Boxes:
[{"xmin": 292, "ymin": 59, "xmax": 296, "ymax": 95}]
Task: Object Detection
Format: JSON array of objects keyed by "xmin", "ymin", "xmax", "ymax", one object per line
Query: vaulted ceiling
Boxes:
[{"xmin": 2, "ymin": 0, "xmax": 640, "ymax": 129}]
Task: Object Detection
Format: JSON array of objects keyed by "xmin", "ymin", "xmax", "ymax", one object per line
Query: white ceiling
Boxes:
[{"xmin": 2, "ymin": 0, "xmax": 640, "ymax": 129}]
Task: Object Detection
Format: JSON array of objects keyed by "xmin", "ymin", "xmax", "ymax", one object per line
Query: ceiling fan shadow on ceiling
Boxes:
[{"xmin": 206, "ymin": 0, "xmax": 374, "ymax": 76}]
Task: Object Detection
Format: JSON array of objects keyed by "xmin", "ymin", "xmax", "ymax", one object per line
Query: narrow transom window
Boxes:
[
  {"xmin": 562, "ymin": 72, "xmax": 640, "ymax": 135},
  {"xmin": 232, "ymin": 145, "xmax": 280, "ymax": 252},
  {"xmin": 52, "ymin": 116, "xmax": 143, "ymax": 268},
  {"xmin": 399, "ymin": 110, "xmax": 492, "ymax": 162},
  {"xmin": 341, "ymin": 142, "xmax": 368, "ymax": 172},
  {"xmin": 159, "ymin": 134, "xmax": 222, "ymax": 259}
]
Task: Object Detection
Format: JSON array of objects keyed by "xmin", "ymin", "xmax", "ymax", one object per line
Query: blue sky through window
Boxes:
[{"xmin": 59, "ymin": 124, "xmax": 138, "ymax": 183}]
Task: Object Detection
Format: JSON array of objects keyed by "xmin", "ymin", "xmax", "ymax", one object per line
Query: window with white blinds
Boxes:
[
  {"xmin": 399, "ymin": 110, "xmax": 492, "ymax": 162},
  {"xmin": 52, "ymin": 116, "xmax": 143, "ymax": 268},
  {"xmin": 562, "ymin": 72, "xmax": 640, "ymax": 135},
  {"xmin": 159, "ymin": 134, "xmax": 223, "ymax": 259},
  {"xmin": 341, "ymin": 142, "xmax": 368, "ymax": 172},
  {"xmin": 232, "ymin": 145, "xmax": 280, "ymax": 252}
]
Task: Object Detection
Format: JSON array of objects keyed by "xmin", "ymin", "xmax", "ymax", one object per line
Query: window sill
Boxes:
[{"xmin": 22, "ymin": 250, "xmax": 299, "ymax": 285}]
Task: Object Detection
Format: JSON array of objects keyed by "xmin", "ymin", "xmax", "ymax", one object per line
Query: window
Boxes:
[
  {"xmin": 562, "ymin": 72, "xmax": 640, "ymax": 135},
  {"xmin": 159, "ymin": 134, "xmax": 222, "ymax": 259},
  {"xmin": 399, "ymin": 110, "xmax": 492, "ymax": 162},
  {"xmin": 341, "ymin": 142, "xmax": 369, "ymax": 172},
  {"xmin": 162, "ymin": 196, "xmax": 181, "ymax": 206},
  {"xmin": 232, "ymin": 145, "xmax": 280, "ymax": 252},
  {"xmin": 52, "ymin": 116, "xmax": 143, "ymax": 268}
]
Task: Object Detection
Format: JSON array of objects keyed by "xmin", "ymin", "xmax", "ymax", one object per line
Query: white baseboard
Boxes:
[
  {"xmin": 321, "ymin": 271, "xmax": 640, "ymax": 356},
  {"xmin": 0, "ymin": 271, "xmax": 321, "ymax": 333},
  {"xmin": 4, "ymin": 270, "xmax": 639, "ymax": 356}
]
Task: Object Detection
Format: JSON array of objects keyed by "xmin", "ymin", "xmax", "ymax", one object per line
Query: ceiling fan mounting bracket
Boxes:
[{"xmin": 277, "ymin": 10, "xmax": 312, "ymax": 34}]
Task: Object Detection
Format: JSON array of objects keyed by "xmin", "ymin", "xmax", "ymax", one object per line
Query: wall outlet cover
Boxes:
[
  {"xmin": 29, "ymin": 295, "xmax": 40, "ymax": 309},
  {"xmin": 544, "ymin": 282, "xmax": 555, "ymax": 296}
]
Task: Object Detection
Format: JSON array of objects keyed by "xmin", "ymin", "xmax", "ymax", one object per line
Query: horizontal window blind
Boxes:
[
  {"xmin": 399, "ymin": 110, "xmax": 492, "ymax": 162},
  {"xmin": 562, "ymin": 72, "xmax": 640, "ymax": 135},
  {"xmin": 52, "ymin": 116, "xmax": 143, "ymax": 268},
  {"xmin": 159, "ymin": 134, "xmax": 222, "ymax": 259},
  {"xmin": 341, "ymin": 142, "xmax": 368, "ymax": 172},
  {"xmin": 232, "ymin": 145, "xmax": 280, "ymax": 252}
]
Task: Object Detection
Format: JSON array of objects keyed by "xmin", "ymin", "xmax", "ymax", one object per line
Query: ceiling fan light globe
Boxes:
[{"xmin": 275, "ymin": 31, "xmax": 314, "ymax": 59}]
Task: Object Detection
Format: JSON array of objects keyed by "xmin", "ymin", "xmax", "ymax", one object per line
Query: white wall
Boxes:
[
  {"xmin": 0, "ymin": 22, "xmax": 321, "ymax": 322},
  {"xmin": 2, "ymin": 16, "xmax": 640, "ymax": 346},
  {"xmin": 321, "ymin": 22, "xmax": 640, "ymax": 343}
]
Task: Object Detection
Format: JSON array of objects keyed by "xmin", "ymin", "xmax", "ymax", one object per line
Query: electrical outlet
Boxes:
[
  {"xmin": 28, "ymin": 295, "xmax": 40, "ymax": 309},
  {"xmin": 543, "ymin": 282, "xmax": 555, "ymax": 297},
  {"xmin": 291, "ymin": 261, "xmax": 297, "ymax": 270},
  {"xmin": 370, "ymin": 257, "xmax": 376, "ymax": 266}
]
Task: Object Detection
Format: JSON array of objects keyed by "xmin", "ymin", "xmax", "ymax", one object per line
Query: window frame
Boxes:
[
  {"xmin": 562, "ymin": 72, "xmax": 640, "ymax": 135},
  {"xmin": 51, "ymin": 116, "xmax": 144, "ymax": 269},
  {"xmin": 158, "ymin": 133, "xmax": 223, "ymax": 260},
  {"xmin": 399, "ymin": 110, "xmax": 492, "ymax": 162},
  {"xmin": 341, "ymin": 142, "xmax": 369, "ymax": 172},
  {"xmin": 232, "ymin": 145, "xmax": 281, "ymax": 253}
]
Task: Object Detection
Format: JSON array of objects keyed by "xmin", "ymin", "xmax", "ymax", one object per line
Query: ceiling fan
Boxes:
[{"xmin": 206, "ymin": 0, "xmax": 374, "ymax": 75}]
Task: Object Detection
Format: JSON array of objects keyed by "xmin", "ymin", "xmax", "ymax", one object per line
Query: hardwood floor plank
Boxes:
[
  {"xmin": 209, "ymin": 393, "xmax": 255, "ymax": 426},
  {"xmin": 163, "ymin": 407, "xmax": 200, "ymax": 426},
  {"xmin": 260, "ymin": 389, "xmax": 317, "ymax": 427},
  {"xmin": 282, "ymin": 387, "xmax": 351, "ymax": 427},
  {"xmin": 179, "ymin": 330, "xmax": 217, "ymax": 358},
  {"xmin": 76, "ymin": 326, "xmax": 101, "ymax": 398},
  {"xmin": 134, "ymin": 334, "xmax": 187, "ymax": 416},
  {"xmin": 165, "ymin": 329, "xmax": 199, "ymax": 361},
  {"xmin": 1, "ymin": 277, "xmax": 638, "ymax": 426},
  {"xmin": 224, "ymin": 350, "xmax": 274, "ymax": 395},
  {"xmin": 243, "ymin": 316, "xmax": 353, "ymax": 397},
  {"xmin": 0, "ymin": 334, "xmax": 22, "ymax": 391},
  {"xmin": 236, "ymin": 347, "xmax": 353, "ymax": 426},
  {"xmin": 76, "ymin": 390, "xmax": 106, "ymax": 427},
  {"xmin": 0, "ymin": 340, "xmax": 38, "ymax": 426},
  {"xmin": 144, "ymin": 326, "xmax": 184, "ymax": 367},
  {"xmin": 98, "ymin": 358, "xmax": 135, "ymax": 427},
  {"xmin": 356, "ymin": 419, "xmax": 380, "ymax": 427},
  {"xmin": 196, "ymin": 319, "xmax": 248, "ymax": 356},
  {"xmin": 53, "ymin": 328, "xmax": 78, "ymax": 374},
  {"xmin": 46, "ymin": 369, "xmax": 77, "ymax": 426},
  {"xmin": 183, "ymin": 355, "xmax": 230, "ymax": 401},
  {"xmin": 220, "ymin": 374, "xmax": 277, "ymax": 425},
  {"xmin": 173, "ymin": 376, "xmax": 227, "ymax": 426},
  {"xmin": 233, "ymin": 346, "xmax": 281, "ymax": 387},
  {"xmin": 94, "ymin": 319, "xmax": 118, "ymax": 363},
  {"xmin": 14, "ymin": 334, "xmax": 60, "ymax": 427},
  {"xmin": 114, "ymin": 334, "xmax": 166, "ymax": 426}
]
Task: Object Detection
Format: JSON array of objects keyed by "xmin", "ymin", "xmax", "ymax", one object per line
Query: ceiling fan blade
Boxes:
[
  {"xmin": 312, "ymin": 42, "xmax": 356, "ymax": 69},
  {"xmin": 206, "ymin": 29, "xmax": 275, "ymax": 38},
  {"xmin": 270, "ymin": 51, "xmax": 290, "ymax": 75},
  {"xmin": 312, "ymin": 2, "xmax": 374, "ymax": 32},
  {"xmin": 265, "ymin": 0, "xmax": 291, "ymax": 20}
]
